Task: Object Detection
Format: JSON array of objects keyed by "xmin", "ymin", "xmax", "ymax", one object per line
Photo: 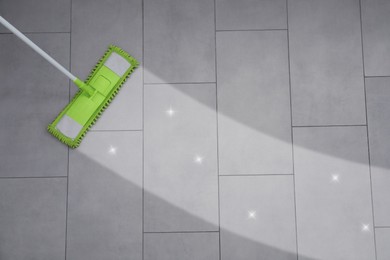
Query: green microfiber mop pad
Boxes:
[{"xmin": 48, "ymin": 45, "xmax": 138, "ymax": 148}]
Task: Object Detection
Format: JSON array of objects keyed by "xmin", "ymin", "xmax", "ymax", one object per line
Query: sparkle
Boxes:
[
  {"xmin": 331, "ymin": 174, "xmax": 340, "ymax": 183},
  {"xmin": 166, "ymin": 106, "xmax": 176, "ymax": 117},
  {"xmin": 194, "ymin": 155, "xmax": 204, "ymax": 164},
  {"xmin": 362, "ymin": 224, "xmax": 370, "ymax": 232},
  {"xmin": 248, "ymin": 210, "xmax": 256, "ymax": 219},
  {"xmin": 108, "ymin": 145, "xmax": 117, "ymax": 155}
]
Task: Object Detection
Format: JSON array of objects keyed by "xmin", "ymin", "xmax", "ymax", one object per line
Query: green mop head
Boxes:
[{"xmin": 48, "ymin": 45, "xmax": 138, "ymax": 148}]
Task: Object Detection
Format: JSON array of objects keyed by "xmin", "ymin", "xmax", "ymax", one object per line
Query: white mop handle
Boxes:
[{"xmin": 0, "ymin": 16, "xmax": 77, "ymax": 82}]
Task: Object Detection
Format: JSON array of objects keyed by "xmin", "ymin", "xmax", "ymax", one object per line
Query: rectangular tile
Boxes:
[
  {"xmin": 216, "ymin": 0, "xmax": 286, "ymax": 30},
  {"xmin": 144, "ymin": 84, "xmax": 219, "ymax": 232},
  {"xmin": 294, "ymin": 126, "xmax": 376, "ymax": 259},
  {"xmin": 0, "ymin": 178, "xmax": 67, "ymax": 260},
  {"xmin": 361, "ymin": 0, "xmax": 390, "ymax": 76},
  {"xmin": 376, "ymin": 228, "xmax": 390, "ymax": 260},
  {"xmin": 0, "ymin": 34, "xmax": 69, "ymax": 177},
  {"xmin": 0, "ymin": 0, "xmax": 70, "ymax": 33},
  {"xmin": 220, "ymin": 176, "xmax": 297, "ymax": 260},
  {"xmin": 217, "ymin": 31, "xmax": 292, "ymax": 175},
  {"xmin": 144, "ymin": 233, "xmax": 219, "ymax": 260},
  {"xmin": 71, "ymin": 0, "xmax": 142, "ymax": 130},
  {"xmin": 144, "ymin": 0, "xmax": 215, "ymax": 83},
  {"xmin": 366, "ymin": 77, "xmax": 390, "ymax": 226},
  {"xmin": 289, "ymin": 0, "xmax": 366, "ymax": 125},
  {"xmin": 67, "ymin": 131, "xmax": 143, "ymax": 260}
]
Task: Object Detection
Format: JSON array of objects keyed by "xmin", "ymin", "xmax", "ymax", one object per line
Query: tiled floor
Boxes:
[{"xmin": 1, "ymin": 0, "xmax": 390, "ymax": 259}]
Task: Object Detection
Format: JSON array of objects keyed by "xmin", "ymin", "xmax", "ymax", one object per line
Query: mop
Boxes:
[{"xmin": 0, "ymin": 16, "xmax": 138, "ymax": 148}]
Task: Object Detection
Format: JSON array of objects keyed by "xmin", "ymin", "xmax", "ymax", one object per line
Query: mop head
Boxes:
[{"xmin": 48, "ymin": 45, "xmax": 138, "ymax": 148}]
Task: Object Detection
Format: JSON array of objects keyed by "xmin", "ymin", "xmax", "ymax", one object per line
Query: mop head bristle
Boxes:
[{"xmin": 47, "ymin": 45, "xmax": 138, "ymax": 148}]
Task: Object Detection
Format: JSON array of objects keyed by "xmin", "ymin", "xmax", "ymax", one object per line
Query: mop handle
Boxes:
[{"xmin": 0, "ymin": 16, "xmax": 77, "ymax": 82}]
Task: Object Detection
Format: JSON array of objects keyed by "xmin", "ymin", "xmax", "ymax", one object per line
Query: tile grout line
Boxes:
[
  {"xmin": 144, "ymin": 231, "xmax": 220, "ymax": 234},
  {"xmin": 65, "ymin": 140, "xmax": 70, "ymax": 260},
  {"xmin": 65, "ymin": 0, "xmax": 72, "ymax": 259},
  {"xmin": 0, "ymin": 176, "xmax": 67, "ymax": 179},
  {"xmin": 293, "ymin": 124, "xmax": 367, "ymax": 128},
  {"xmin": 364, "ymin": 75, "xmax": 390, "ymax": 79},
  {"xmin": 220, "ymin": 174, "xmax": 294, "ymax": 177},
  {"xmin": 285, "ymin": 0, "xmax": 299, "ymax": 259},
  {"xmin": 142, "ymin": 0, "xmax": 145, "ymax": 259},
  {"xmin": 0, "ymin": 31, "xmax": 71, "ymax": 34},
  {"xmin": 90, "ymin": 129, "xmax": 143, "ymax": 132},
  {"xmin": 217, "ymin": 28, "xmax": 287, "ymax": 32},
  {"xmin": 145, "ymin": 81, "xmax": 216, "ymax": 85},
  {"xmin": 358, "ymin": 0, "xmax": 378, "ymax": 258},
  {"xmin": 213, "ymin": 0, "xmax": 222, "ymax": 259},
  {"xmin": 365, "ymin": 75, "xmax": 390, "ymax": 78}
]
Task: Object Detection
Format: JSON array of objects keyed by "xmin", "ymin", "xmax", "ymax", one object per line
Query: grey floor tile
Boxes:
[
  {"xmin": 67, "ymin": 131, "xmax": 143, "ymax": 260},
  {"xmin": 289, "ymin": 0, "xmax": 366, "ymax": 126},
  {"xmin": 0, "ymin": 0, "xmax": 70, "ymax": 33},
  {"xmin": 220, "ymin": 176, "xmax": 297, "ymax": 260},
  {"xmin": 216, "ymin": 0, "xmax": 286, "ymax": 30},
  {"xmin": 144, "ymin": 232, "xmax": 219, "ymax": 260},
  {"xmin": 144, "ymin": 0, "xmax": 215, "ymax": 83},
  {"xmin": 217, "ymin": 31, "xmax": 292, "ymax": 175},
  {"xmin": 144, "ymin": 84, "xmax": 218, "ymax": 232},
  {"xmin": 376, "ymin": 228, "xmax": 390, "ymax": 260},
  {"xmin": 294, "ymin": 126, "xmax": 376, "ymax": 260},
  {"xmin": 0, "ymin": 178, "xmax": 67, "ymax": 260},
  {"xmin": 0, "ymin": 34, "xmax": 69, "ymax": 177},
  {"xmin": 71, "ymin": 0, "xmax": 142, "ymax": 130},
  {"xmin": 361, "ymin": 0, "xmax": 390, "ymax": 76},
  {"xmin": 366, "ymin": 77, "xmax": 390, "ymax": 226}
]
